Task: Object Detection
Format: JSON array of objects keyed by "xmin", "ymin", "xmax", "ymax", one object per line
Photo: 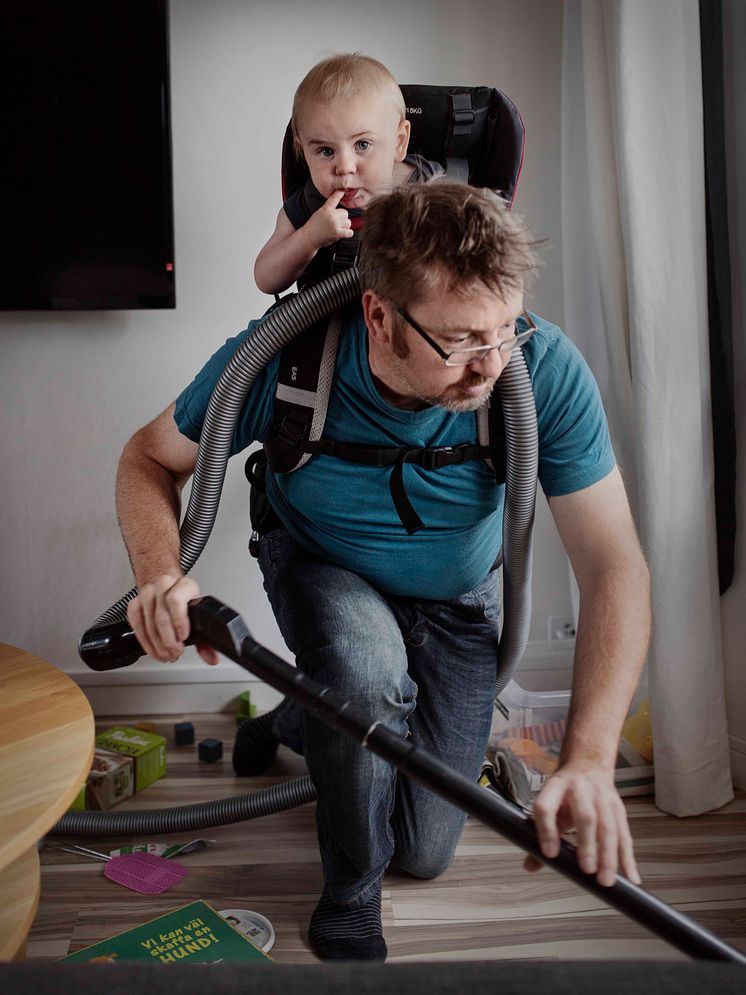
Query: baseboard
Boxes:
[
  {"xmin": 68, "ymin": 649, "xmax": 285, "ymax": 716},
  {"xmin": 70, "ymin": 640, "xmax": 575, "ymax": 717}
]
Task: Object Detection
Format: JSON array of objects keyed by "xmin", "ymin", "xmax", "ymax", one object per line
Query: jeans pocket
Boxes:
[
  {"xmin": 257, "ymin": 526, "xmax": 293, "ymax": 568},
  {"xmin": 403, "ymin": 615, "xmax": 428, "ymax": 648},
  {"xmin": 468, "ymin": 569, "xmax": 502, "ymax": 626},
  {"xmin": 256, "ymin": 527, "xmax": 292, "ymax": 602}
]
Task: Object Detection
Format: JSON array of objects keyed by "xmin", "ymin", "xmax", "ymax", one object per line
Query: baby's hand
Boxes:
[{"xmin": 302, "ymin": 189, "xmax": 355, "ymax": 250}]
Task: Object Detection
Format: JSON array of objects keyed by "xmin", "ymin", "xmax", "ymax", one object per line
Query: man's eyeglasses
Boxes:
[{"xmin": 394, "ymin": 304, "xmax": 537, "ymax": 367}]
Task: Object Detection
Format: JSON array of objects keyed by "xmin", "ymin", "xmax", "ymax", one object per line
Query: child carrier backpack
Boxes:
[
  {"xmin": 280, "ymin": 84, "xmax": 525, "ymax": 286},
  {"xmin": 248, "ymin": 84, "xmax": 526, "ymax": 549}
]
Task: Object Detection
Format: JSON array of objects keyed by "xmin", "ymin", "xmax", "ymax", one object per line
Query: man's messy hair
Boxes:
[
  {"xmin": 359, "ymin": 181, "xmax": 541, "ymax": 305},
  {"xmin": 291, "ymin": 52, "xmax": 405, "ymax": 155}
]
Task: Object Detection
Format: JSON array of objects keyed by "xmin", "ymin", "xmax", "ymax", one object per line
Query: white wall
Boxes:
[{"xmin": 0, "ymin": 0, "xmax": 573, "ymax": 712}]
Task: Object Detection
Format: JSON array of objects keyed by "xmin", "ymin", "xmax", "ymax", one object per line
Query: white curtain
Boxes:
[{"xmin": 560, "ymin": 0, "xmax": 733, "ymax": 816}]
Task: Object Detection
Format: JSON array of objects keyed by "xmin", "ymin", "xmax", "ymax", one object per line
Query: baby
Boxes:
[{"xmin": 255, "ymin": 53, "xmax": 443, "ymax": 295}]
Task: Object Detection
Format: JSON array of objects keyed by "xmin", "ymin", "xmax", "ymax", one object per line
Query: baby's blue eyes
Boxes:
[{"xmin": 314, "ymin": 140, "xmax": 372, "ymax": 158}]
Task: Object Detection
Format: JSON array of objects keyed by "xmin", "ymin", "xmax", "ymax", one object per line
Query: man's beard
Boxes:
[
  {"xmin": 389, "ymin": 326, "xmax": 496, "ymax": 412},
  {"xmin": 417, "ymin": 374, "xmax": 496, "ymax": 412}
]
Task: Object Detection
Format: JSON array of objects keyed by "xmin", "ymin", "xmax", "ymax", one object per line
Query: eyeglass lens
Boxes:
[{"xmin": 445, "ymin": 326, "xmax": 535, "ymax": 366}]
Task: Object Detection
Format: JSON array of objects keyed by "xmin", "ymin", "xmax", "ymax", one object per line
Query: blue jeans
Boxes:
[{"xmin": 257, "ymin": 527, "xmax": 500, "ymax": 907}]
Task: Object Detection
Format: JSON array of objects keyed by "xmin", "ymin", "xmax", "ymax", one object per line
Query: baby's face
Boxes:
[{"xmin": 297, "ymin": 92, "xmax": 410, "ymax": 209}]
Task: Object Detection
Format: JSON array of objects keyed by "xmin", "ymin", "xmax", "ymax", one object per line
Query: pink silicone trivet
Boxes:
[{"xmin": 104, "ymin": 852, "xmax": 187, "ymax": 894}]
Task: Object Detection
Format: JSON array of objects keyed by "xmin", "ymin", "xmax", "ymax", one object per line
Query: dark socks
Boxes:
[
  {"xmin": 309, "ymin": 881, "xmax": 387, "ymax": 961},
  {"xmin": 232, "ymin": 706, "xmax": 281, "ymax": 776}
]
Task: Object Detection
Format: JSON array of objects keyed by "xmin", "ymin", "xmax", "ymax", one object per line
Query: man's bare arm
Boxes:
[
  {"xmin": 116, "ymin": 402, "xmax": 218, "ymax": 664},
  {"xmin": 529, "ymin": 467, "xmax": 651, "ymax": 886}
]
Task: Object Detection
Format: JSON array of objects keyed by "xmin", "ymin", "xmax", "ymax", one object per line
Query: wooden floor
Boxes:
[{"xmin": 27, "ymin": 711, "xmax": 746, "ymax": 963}]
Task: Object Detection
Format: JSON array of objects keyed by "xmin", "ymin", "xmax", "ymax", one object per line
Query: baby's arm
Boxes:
[{"xmin": 255, "ymin": 190, "xmax": 355, "ymax": 295}]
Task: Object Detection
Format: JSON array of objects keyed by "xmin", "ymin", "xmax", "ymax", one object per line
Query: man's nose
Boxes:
[{"xmin": 467, "ymin": 347, "xmax": 504, "ymax": 378}]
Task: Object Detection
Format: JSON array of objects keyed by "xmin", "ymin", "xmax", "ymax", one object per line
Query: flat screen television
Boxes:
[{"xmin": 2, "ymin": 0, "xmax": 175, "ymax": 310}]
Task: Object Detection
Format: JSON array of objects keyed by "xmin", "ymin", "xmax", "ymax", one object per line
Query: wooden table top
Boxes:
[{"xmin": 0, "ymin": 642, "xmax": 94, "ymax": 872}]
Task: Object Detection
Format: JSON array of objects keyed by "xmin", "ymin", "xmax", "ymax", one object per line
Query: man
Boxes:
[{"xmin": 117, "ymin": 181, "xmax": 650, "ymax": 963}]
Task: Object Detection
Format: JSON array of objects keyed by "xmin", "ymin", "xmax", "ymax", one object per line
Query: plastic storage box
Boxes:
[{"xmin": 488, "ymin": 680, "xmax": 654, "ymax": 801}]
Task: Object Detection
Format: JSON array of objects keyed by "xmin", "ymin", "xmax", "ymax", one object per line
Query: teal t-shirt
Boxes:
[{"xmin": 174, "ymin": 310, "xmax": 615, "ymax": 598}]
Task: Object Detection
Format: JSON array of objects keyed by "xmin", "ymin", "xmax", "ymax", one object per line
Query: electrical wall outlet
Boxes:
[{"xmin": 547, "ymin": 615, "xmax": 576, "ymax": 641}]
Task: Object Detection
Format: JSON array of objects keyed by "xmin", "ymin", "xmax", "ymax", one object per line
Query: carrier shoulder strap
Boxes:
[
  {"xmin": 262, "ymin": 317, "xmax": 507, "ymax": 535},
  {"xmin": 477, "ymin": 388, "xmax": 506, "ymax": 485},
  {"xmin": 264, "ymin": 311, "xmax": 342, "ymax": 473},
  {"xmin": 445, "ymin": 91, "xmax": 476, "ymax": 182}
]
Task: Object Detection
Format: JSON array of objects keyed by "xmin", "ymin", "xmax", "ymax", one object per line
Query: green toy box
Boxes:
[
  {"xmin": 86, "ymin": 748, "xmax": 135, "ymax": 810},
  {"xmin": 67, "ymin": 748, "xmax": 135, "ymax": 812},
  {"xmin": 95, "ymin": 725, "xmax": 167, "ymax": 792}
]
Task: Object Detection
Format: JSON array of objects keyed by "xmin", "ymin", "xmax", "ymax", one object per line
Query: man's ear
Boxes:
[{"xmin": 362, "ymin": 290, "xmax": 391, "ymax": 344}]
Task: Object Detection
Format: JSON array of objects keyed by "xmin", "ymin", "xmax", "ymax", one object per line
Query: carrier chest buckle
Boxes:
[{"xmin": 420, "ymin": 444, "xmax": 469, "ymax": 470}]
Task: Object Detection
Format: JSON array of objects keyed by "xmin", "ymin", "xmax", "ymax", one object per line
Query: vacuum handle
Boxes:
[
  {"xmin": 79, "ymin": 597, "xmax": 244, "ymax": 671},
  {"xmin": 79, "ymin": 619, "xmax": 155, "ymax": 671}
]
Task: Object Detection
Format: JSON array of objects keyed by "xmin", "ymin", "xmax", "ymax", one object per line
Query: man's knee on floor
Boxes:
[{"xmin": 392, "ymin": 843, "xmax": 457, "ymax": 880}]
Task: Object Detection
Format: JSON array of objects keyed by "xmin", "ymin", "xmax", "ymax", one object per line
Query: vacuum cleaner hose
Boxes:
[
  {"xmin": 70, "ymin": 269, "xmax": 537, "ymax": 837},
  {"xmin": 52, "ymin": 774, "xmax": 317, "ymax": 837},
  {"xmin": 89, "ymin": 269, "xmax": 364, "ymax": 629}
]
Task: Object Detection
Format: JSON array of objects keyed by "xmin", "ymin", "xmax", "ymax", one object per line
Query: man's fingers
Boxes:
[
  {"xmin": 126, "ymin": 574, "xmax": 202, "ymax": 663},
  {"xmin": 572, "ymin": 798, "xmax": 600, "ymax": 876},
  {"xmin": 531, "ymin": 779, "xmax": 564, "ymax": 859},
  {"xmin": 197, "ymin": 642, "xmax": 221, "ymax": 666},
  {"xmin": 150, "ymin": 575, "xmax": 183, "ymax": 659},
  {"xmin": 126, "ymin": 596, "xmax": 154, "ymax": 660},
  {"xmin": 531, "ymin": 766, "xmax": 641, "ymax": 889},
  {"xmin": 148, "ymin": 573, "xmax": 190, "ymax": 659},
  {"xmin": 164, "ymin": 574, "xmax": 201, "ymax": 643},
  {"xmin": 134, "ymin": 576, "xmax": 175, "ymax": 661},
  {"xmin": 596, "ymin": 802, "xmax": 624, "ymax": 886},
  {"xmin": 618, "ymin": 813, "xmax": 642, "ymax": 885}
]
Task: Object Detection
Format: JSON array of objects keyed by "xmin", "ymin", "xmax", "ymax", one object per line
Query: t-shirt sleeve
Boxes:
[
  {"xmin": 528, "ymin": 324, "xmax": 616, "ymax": 497},
  {"xmin": 173, "ymin": 320, "xmax": 279, "ymax": 454}
]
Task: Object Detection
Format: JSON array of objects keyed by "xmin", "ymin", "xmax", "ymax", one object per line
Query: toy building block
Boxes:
[
  {"xmin": 198, "ymin": 738, "xmax": 223, "ymax": 763},
  {"xmin": 174, "ymin": 721, "xmax": 195, "ymax": 746},
  {"xmin": 236, "ymin": 689, "xmax": 258, "ymax": 724}
]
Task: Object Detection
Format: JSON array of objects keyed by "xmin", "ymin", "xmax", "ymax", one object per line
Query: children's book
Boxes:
[{"xmin": 60, "ymin": 900, "xmax": 271, "ymax": 963}]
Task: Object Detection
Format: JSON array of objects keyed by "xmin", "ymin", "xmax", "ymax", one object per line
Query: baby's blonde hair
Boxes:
[{"xmin": 291, "ymin": 53, "xmax": 406, "ymax": 156}]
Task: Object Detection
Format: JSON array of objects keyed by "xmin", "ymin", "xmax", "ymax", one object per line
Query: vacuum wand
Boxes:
[{"xmin": 79, "ymin": 596, "xmax": 746, "ymax": 966}]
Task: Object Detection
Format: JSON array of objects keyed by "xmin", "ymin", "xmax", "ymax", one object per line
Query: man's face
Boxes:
[
  {"xmin": 297, "ymin": 92, "xmax": 409, "ymax": 209},
  {"xmin": 367, "ymin": 281, "xmax": 525, "ymax": 413}
]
